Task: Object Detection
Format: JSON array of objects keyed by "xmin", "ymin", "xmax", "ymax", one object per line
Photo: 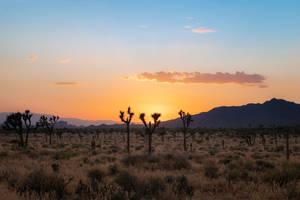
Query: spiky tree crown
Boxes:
[
  {"xmin": 120, "ymin": 106, "xmax": 134, "ymax": 124},
  {"xmin": 22, "ymin": 110, "xmax": 33, "ymax": 128},
  {"xmin": 37, "ymin": 115, "xmax": 59, "ymax": 129},
  {"xmin": 139, "ymin": 113, "xmax": 161, "ymax": 131},
  {"xmin": 179, "ymin": 110, "xmax": 193, "ymax": 128}
]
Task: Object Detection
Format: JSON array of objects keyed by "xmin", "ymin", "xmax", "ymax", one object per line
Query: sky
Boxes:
[{"xmin": 0, "ymin": 0, "xmax": 300, "ymax": 122}]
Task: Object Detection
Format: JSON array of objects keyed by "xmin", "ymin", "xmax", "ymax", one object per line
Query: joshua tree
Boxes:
[
  {"xmin": 22, "ymin": 110, "xmax": 33, "ymax": 146},
  {"xmin": 178, "ymin": 110, "xmax": 193, "ymax": 151},
  {"xmin": 37, "ymin": 115, "xmax": 59, "ymax": 145},
  {"xmin": 139, "ymin": 113, "xmax": 161, "ymax": 154},
  {"xmin": 119, "ymin": 107, "xmax": 134, "ymax": 153},
  {"xmin": 2, "ymin": 112, "xmax": 24, "ymax": 147}
]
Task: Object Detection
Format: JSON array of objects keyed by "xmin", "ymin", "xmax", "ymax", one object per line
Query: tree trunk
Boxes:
[
  {"xmin": 127, "ymin": 124, "xmax": 130, "ymax": 153},
  {"xmin": 184, "ymin": 129, "xmax": 187, "ymax": 151},
  {"xmin": 286, "ymin": 132, "xmax": 290, "ymax": 160},
  {"xmin": 148, "ymin": 131, "xmax": 152, "ymax": 155},
  {"xmin": 49, "ymin": 133, "xmax": 52, "ymax": 145},
  {"xmin": 19, "ymin": 132, "xmax": 24, "ymax": 147},
  {"xmin": 25, "ymin": 130, "xmax": 29, "ymax": 146}
]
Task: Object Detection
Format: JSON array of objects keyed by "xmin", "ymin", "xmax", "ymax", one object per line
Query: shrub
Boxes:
[
  {"xmin": 51, "ymin": 163, "xmax": 59, "ymax": 173},
  {"xmin": 171, "ymin": 175, "xmax": 194, "ymax": 198},
  {"xmin": 17, "ymin": 169, "xmax": 72, "ymax": 199},
  {"xmin": 263, "ymin": 162, "xmax": 300, "ymax": 187},
  {"xmin": 52, "ymin": 151, "xmax": 77, "ymax": 160},
  {"xmin": 255, "ymin": 160, "xmax": 275, "ymax": 171},
  {"xmin": 146, "ymin": 177, "xmax": 166, "ymax": 197},
  {"xmin": 121, "ymin": 154, "xmax": 191, "ymax": 171},
  {"xmin": 114, "ymin": 171, "xmax": 139, "ymax": 196},
  {"xmin": 204, "ymin": 160, "xmax": 219, "ymax": 179},
  {"xmin": 87, "ymin": 168, "xmax": 106, "ymax": 184},
  {"xmin": 108, "ymin": 164, "xmax": 120, "ymax": 175}
]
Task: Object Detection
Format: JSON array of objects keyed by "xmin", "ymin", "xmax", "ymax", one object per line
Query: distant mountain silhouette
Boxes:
[
  {"xmin": 0, "ymin": 113, "xmax": 119, "ymax": 127},
  {"xmin": 162, "ymin": 98, "xmax": 300, "ymax": 128}
]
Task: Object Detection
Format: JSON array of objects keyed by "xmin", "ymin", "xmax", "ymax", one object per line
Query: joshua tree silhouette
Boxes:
[
  {"xmin": 139, "ymin": 113, "xmax": 161, "ymax": 154},
  {"xmin": 178, "ymin": 110, "xmax": 193, "ymax": 151},
  {"xmin": 119, "ymin": 106, "xmax": 134, "ymax": 153},
  {"xmin": 22, "ymin": 110, "xmax": 33, "ymax": 146},
  {"xmin": 37, "ymin": 115, "xmax": 59, "ymax": 145},
  {"xmin": 2, "ymin": 112, "xmax": 24, "ymax": 147}
]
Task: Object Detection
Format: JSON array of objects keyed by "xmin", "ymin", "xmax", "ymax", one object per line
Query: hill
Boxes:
[{"xmin": 162, "ymin": 98, "xmax": 300, "ymax": 128}]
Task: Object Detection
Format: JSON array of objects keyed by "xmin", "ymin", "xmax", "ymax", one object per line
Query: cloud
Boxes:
[
  {"xmin": 185, "ymin": 17, "xmax": 194, "ymax": 20},
  {"xmin": 192, "ymin": 27, "xmax": 215, "ymax": 34},
  {"xmin": 60, "ymin": 58, "xmax": 71, "ymax": 63},
  {"xmin": 124, "ymin": 71, "xmax": 266, "ymax": 87},
  {"xmin": 28, "ymin": 56, "xmax": 37, "ymax": 62},
  {"xmin": 138, "ymin": 25, "xmax": 148, "ymax": 29},
  {"xmin": 55, "ymin": 82, "xmax": 78, "ymax": 86},
  {"xmin": 184, "ymin": 25, "xmax": 192, "ymax": 29}
]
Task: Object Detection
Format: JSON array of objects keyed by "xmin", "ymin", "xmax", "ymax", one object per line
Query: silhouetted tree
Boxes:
[
  {"xmin": 37, "ymin": 115, "xmax": 59, "ymax": 145},
  {"xmin": 178, "ymin": 110, "xmax": 193, "ymax": 151},
  {"xmin": 119, "ymin": 107, "xmax": 134, "ymax": 153},
  {"xmin": 139, "ymin": 113, "xmax": 161, "ymax": 154},
  {"xmin": 2, "ymin": 112, "xmax": 24, "ymax": 147},
  {"xmin": 22, "ymin": 110, "xmax": 33, "ymax": 146}
]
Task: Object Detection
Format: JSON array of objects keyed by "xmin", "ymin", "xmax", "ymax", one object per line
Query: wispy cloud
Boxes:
[
  {"xmin": 28, "ymin": 56, "xmax": 37, "ymax": 62},
  {"xmin": 185, "ymin": 17, "xmax": 194, "ymax": 20},
  {"xmin": 59, "ymin": 58, "xmax": 71, "ymax": 63},
  {"xmin": 124, "ymin": 71, "xmax": 267, "ymax": 87},
  {"xmin": 55, "ymin": 82, "xmax": 78, "ymax": 86},
  {"xmin": 192, "ymin": 27, "xmax": 215, "ymax": 34},
  {"xmin": 138, "ymin": 25, "xmax": 148, "ymax": 29},
  {"xmin": 184, "ymin": 25, "xmax": 192, "ymax": 29}
]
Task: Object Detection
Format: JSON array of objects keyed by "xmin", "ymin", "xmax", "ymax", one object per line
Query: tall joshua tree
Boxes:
[
  {"xmin": 119, "ymin": 107, "xmax": 134, "ymax": 153},
  {"xmin": 22, "ymin": 110, "xmax": 33, "ymax": 146},
  {"xmin": 178, "ymin": 110, "xmax": 193, "ymax": 151},
  {"xmin": 139, "ymin": 113, "xmax": 161, "ymax": 155},
  {"xmin": 37, "ymin": 115, "xmax": 59, "ymax": 145},
  {"xmin": 2, "ymin": 112, "xmax": 24, "ymax": 147}
]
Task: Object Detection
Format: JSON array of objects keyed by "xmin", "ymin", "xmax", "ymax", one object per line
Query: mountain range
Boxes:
[
  {"xmin": 1, "ymin": 98, "xmax": 300, "ymax": 128},
  {"xmin": 0, "ymin": 113, "xmax": 119, "ymax": 127},
  {"xmin": 162, "ymin": 98, "xmax": 300, "ymax": 128}
]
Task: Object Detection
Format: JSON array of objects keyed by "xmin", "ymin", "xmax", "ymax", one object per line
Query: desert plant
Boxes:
[
  {"xmin": 2, "ymin": 112, "xmax": 24, "ymax": 147},
  {"xmin": 22, "ymin": 110, "xmax": 33, "ymax": 146},
  {"xmin": 139, "ymin": 113, "xmax": 161, "ymax": 154},
  {"xmin": 178, "ymin": 110, "xmax": 193, "ymax": 151},
  {"xmin": 119, "ymin": 106, "xmax": 134, "ymax": 153},
  {"xmin": 241, "ymin": 129, "xmax": 256, "ymax": 146},
  {"xmin": 17, "ymin": 169, "xmax": 72, "ymax": 199},
  {"xmin": 37, "ymin": 115, "xmax": 59, "ymax": 145}
]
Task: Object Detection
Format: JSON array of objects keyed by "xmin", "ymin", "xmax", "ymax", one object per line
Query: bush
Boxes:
[
  {"xmin": 263, "ymin": 162, "xmax": 300, "ymax": 187},
  {"xmin": 53, "ymin": 151, "xmax": 77, "ymax": 160},
  {"xmin": 114, "ymin": 171, "xmax": 139, "ymax": 196},
  {"xmin": 204, "ymin": 160, "xmax": 219, "ymax": 179},
  {"xmin": 171, "ymin": 175, "xmax": 194, "ymax": 198},
  {"xmin": 121, "ymin": 154, "xmax": 191, "ymax": 171},
  {"xmin": 17, "ymin": 169, "xmax": 72, "ymax": 199},
  {"xmin": 255, "ymin": 160, "xmax": 275, "ymax": 171},
  {"xmin": 108, "ymin": 164, "xmax": 120, "ymax": 175},
  {"xmin": 87, "ymin": 168, "xmax": 106, "ymax": 184}
]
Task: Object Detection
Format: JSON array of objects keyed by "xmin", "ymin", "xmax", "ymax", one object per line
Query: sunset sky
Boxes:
[{"xmin": 1, "ymin": 0, "xmax": 300, "ymax": 122}]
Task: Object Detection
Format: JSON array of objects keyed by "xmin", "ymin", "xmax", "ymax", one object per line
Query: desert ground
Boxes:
[{"xmin": 0, "ymin": 128, "xmax": 300, "ymax": 200}]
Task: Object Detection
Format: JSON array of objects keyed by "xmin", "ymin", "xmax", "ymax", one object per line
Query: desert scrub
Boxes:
[
  {"xmin": 16, "ymin": 168, "xmax": 72, "ymax": 199},
  {"xmin": 263, "ymin": 162, "xmax": 300, "ymax": 187},
  {"xmin": 204, "ymin": 160, "xmax": 219, "ymax": 179},
  {"xmin": 52, "ymin": 150, "xmax": 78, "ymax": 160},
  {"xmin": 121, "ymin": 153, "xmax": 191, "ymax": 170}
]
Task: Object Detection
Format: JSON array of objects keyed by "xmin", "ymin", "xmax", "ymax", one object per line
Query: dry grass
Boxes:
[{"xmin": 0, "ymin": 130, "xmax": 299, "ymax": 199}]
